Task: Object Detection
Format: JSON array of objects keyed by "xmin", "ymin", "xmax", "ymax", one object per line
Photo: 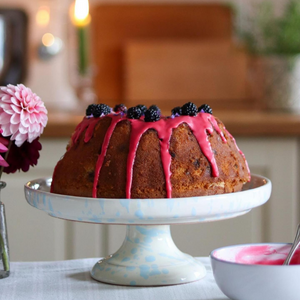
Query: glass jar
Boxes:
[{"xmin": 0, "ymin": 181, "xmax": 9, "ymax": 279}]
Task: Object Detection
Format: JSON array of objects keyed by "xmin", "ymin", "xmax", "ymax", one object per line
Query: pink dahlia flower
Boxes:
[{"xmin": 0, "ymin": 84, "xmax": 48, "ymax": 147}]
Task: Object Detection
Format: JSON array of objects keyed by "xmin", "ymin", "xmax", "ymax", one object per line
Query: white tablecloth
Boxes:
[{"xmin": 0, "ymin": 257, "xmax": 228, "ymax": 300}]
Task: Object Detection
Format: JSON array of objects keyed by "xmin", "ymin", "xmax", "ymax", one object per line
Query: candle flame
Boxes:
[{"xmin": 74, "ymin": 0, "xmax": 89, "ymax": 22}]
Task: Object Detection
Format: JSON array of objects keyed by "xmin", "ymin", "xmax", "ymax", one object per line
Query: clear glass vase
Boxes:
[{"xmin": 0, "ymin": 181, "xmax": 10, "ymax": 279}]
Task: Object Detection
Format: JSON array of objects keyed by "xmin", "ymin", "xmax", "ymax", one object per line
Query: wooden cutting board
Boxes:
[
  {"xmin": 90, "ymin": 4, "xmax": 233, "ymax": 105},
  {"xmin": 124, "ymin": 40, "xmax": 250, "ymax": 110}
]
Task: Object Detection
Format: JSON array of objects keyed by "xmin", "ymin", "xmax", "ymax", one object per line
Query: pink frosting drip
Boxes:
[
  {"xmin": 126, "ymin": 118, "xmax": 174, "ymax": 198},
  {"xmin": 71, "ymin": 117, "xmax": 92, "ymax": 145},
  {"xmin": 64, "ymin": 112, "xmax": 248, "ymax": 199},
  {"xmin": 84, "ymin": 118, "xmax": 101, "ymax": 143},
  {"xmin": 92, "ymin": 115, "xmax": 123, "ymax": 198},
  {"xmin": 126, "ymin": 114, "xmax": 226, "ymax": 198}
]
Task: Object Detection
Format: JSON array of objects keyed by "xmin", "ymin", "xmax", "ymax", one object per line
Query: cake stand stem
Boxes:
[{"xmin": 91, "ymin": 224, "xmax": 206, "ymax": 286}]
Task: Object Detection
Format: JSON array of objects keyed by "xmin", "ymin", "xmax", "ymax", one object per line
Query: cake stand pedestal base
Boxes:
[{"xmin": 91, "ymin": 225, "xmax": 206, "ymax": 286}]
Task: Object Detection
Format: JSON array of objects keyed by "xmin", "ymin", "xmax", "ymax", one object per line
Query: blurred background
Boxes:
[{"xmin": 1, "ymin": 0, "xmax": 300, "ymax": 262}]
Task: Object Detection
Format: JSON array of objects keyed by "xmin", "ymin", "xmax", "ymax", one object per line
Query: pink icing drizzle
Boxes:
[
  {"xmin": 71, "ymin": 117, "xmax": 100, "ymax": 145},
  {"xmin": 64, "ymin": 112, "xmax": 249, "ymax": 198},
  {"xmin": 126, "ymin": 114, "xmax": 226, "ymax": 198},
  {"xmin": 92, "ymin": 115, "xmax": 123, "ymax": 197}
]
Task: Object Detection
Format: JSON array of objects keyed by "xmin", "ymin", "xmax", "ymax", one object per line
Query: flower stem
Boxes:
[{"xmin": 0, "ymin": 233, "xmax": 9, "ymax": 271}]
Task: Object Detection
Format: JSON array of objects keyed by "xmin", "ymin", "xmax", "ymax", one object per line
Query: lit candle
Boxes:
[{"xmin": 73, "ymin": 0, "xmax": 91, "ymax": 76}]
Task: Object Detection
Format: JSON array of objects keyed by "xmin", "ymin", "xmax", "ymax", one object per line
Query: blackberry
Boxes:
[
  {"xmin": 93, "ymin": 104, "xmax": 111, "ymax": 117},
  {"xmin": 86, "ymin": 104, "xmax": 97, "ymax": 116},
  {"xmin": 144, "ymin": 108, "xmax": 161, "ymax": 122},
  {"xmin": 171, "ymin": 106, "xmax": 182, "ymax": 116},
  {"xmin": 136, "ymin": 104, "xmax": 147, "ymax": 115},
  {"xmin": 127, "ymin": 106, "xmax": 142, "ymax": 119},
  {"xmin": 148, "ymin": 105, "xmax": 161, "ymax": 115},
  {"xmin": 181, "ymin": 102, "xmax": 198, "ymax": 116},
  {"xmin": 198, "ymin": 104, "xmax": 213, "ymax": 114},
  {"xmin": 114, "ymin": 104, "xmax": 127, "ymax": 113}
]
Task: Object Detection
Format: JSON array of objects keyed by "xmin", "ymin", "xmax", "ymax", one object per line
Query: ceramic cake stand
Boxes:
[{"xmin": 24, "ymin": 175, "xmax": 271, "ymax": 286}]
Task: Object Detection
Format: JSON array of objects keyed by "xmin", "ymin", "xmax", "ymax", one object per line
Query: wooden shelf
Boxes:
[
  {"xmin": 215, "ymin": 110, "xmax": 300, "ymax": 137},
  {"xmin": 43, "ymin": 113, "xmax": 83, "ymax": 138}
]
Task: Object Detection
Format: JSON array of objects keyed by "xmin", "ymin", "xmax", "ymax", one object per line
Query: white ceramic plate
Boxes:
[{"xmin": 24, "ymin": 174, "xmax": 271, "ymax": 225}]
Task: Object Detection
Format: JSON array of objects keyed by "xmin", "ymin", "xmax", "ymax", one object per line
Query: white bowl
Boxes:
[{"xmin": 210, "ymin": 243, "xmax": 300, "ymax": 300}]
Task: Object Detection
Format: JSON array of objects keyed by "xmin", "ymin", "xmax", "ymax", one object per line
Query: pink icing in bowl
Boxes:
[
  {"xmin": 212, "ymin": 243, "xmax": 300, "ymax": 265},
  {"xmin": 210, "ymin": 243, "xmax": 300, "ymax": 300}
]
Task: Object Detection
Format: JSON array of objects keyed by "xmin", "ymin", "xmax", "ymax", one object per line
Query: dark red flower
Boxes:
[{"xmin": 2, "ymin": 137, "xmax": 42, "ymax": 174}]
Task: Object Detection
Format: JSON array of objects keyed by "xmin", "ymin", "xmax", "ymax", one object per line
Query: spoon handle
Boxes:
[{"xmin": 283, "ymin": 223, "xmax": 300, "ymax": 265}]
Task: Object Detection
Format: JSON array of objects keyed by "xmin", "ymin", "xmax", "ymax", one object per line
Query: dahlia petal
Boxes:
[
  {"xmin": 0, "ymin": 136, "xmax": 9, "ymax": 146},
  {"xmin": 17, "ymin": 84, "xmax": 25, "ymax": 89},
  {"xmin": 0, "ymin": 156, "xmax": 9, "ymax": 167},
  {"xmin": 3, "ymin": 86, "xmax": 16, "ymax": 96},
  {"xmin": 26, "ymin": 99, "xmax": 33, "ymax": 106},
  {"xmin": 10, "ymin": 131, "xmax": 18, "ymax": 141},
  {"xmin": 30, "ymin": 113, "xmax": 37, "ymax": 124},
  {"xmin": 19, "ymin": 124, "xmax": 28, "ymax": 134},
  {"xmin": 28, "ymin": 131, "xmax": 37, "ymax": 143},
  {"xmin": 40, "ymin": 107, "xmax": 48, "ymax": 114},
  {"xmin": 21, "ymin": 121, "xmax": 30, "ymax": 128},
  {"xmin": 28, "ymin": 113, "xmax": 37, "ymax": 124},
  {"xmin": 31, "ymin": 123, "xmax": 40, "ymax": 132},
  {"xmin": 21, "ymin": 89, "xmax": 28, "ymax": 99},
  {"xmin": 1, "ymin": 104, "xmax": 14, "ymax": 114},
  {"xmin": 15, "ymin": 91, "xmax": 23, "ymax": 101},
  {"xmin": 1, "ymin": 124, "xmax": 12, "ymax": 136},
  {"xmin": 11, "ymin": 105, "xmax": 21, "ymax": 113},
  {"xmin": 22, "ymin": 163, "xmax": 30, "ymax": 172},
  {"xmin": 1, "ymin": 95, "xmax": 12, "ymax": 103},
  {"xmin": 10, "ymin": 123, "xmax": 19, "ymax": 135},
  {"xmin": 11, "ymin": 97, "xmax": 21, "ymax": 107},
  {"xmin": 20, "ymin": 113, "xmax": 29, "ymax": 128},
  {"xmin": 40, "ymin": 115, "xmax": 48, "ymax": 127},
  {"xmin": 10, "ymin": 113, "xmax": 20, "ymax": 125},
  {"xmin": 13, "ymin": 133, "xmax": 27, "ymax": 147},
  {"xmin": 0, "ymin": 113, "xmax": 11, "ymax": 124},
  {"xmin": 26, "ymin": 123, "xmax": 34, "ymax": 132},
  {"xmin": 34, "ymin": 113, "xmax": 41, "ymax": 123},
  {"xmin": 0, "ymin": 143, "xmax": 7, "ymax": 152},
  {"xmin": 21, "ymin": 109, "xmax": 30, "ymax": 121}
]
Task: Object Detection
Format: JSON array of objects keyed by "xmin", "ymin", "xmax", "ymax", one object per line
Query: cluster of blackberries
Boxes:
[
  {"xmin": 86, "ymin": 104, "xmax": 111, "ymax": 117},
  {"xmin": 86, "ymin": 102, "xmax": 212, "ymax": 121},
  {"xmin": 145, "ymin": 105, "xmax": 161, "ymax": 122},
  {"xmin": 86, "ymin": 103, "xmax": 162, "ymax": 122},
  {"xmin": 127, "ymin": 104, "xmax": 161, "ymax": 122},
  {"xmin": 171, "ymin": 102, "xmax": 212, "ymax": 116}
]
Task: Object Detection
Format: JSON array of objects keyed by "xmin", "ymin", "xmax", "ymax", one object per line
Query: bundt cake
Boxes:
[{"xmin": 51, "ymin": 103, "xmax": 250, "ymax": 199}]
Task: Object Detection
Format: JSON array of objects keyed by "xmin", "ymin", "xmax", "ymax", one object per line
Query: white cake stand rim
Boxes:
[
  {"xmin": 24, "ymin": 174, "xmax": 271, "ymax": 225},
  {"xmin": 24, "ymin": 174, "xmax": 270, "ymax": 202}
]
